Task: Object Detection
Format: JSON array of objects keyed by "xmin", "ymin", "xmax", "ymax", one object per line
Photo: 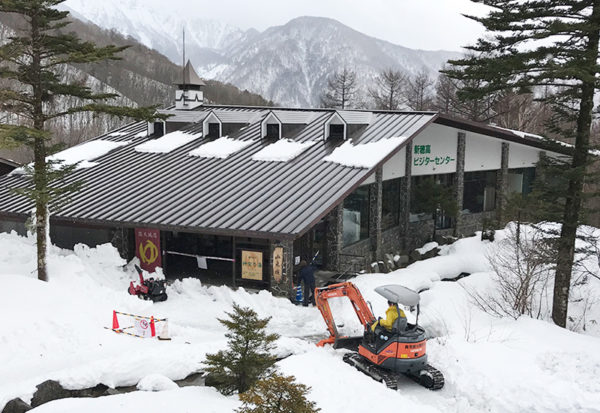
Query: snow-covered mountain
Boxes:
[
  {"xmin": 62, "ymin": 0, "xmax": 252, "ymax": 65},
  {"xmin": 63, "ymin": 1, "xmax": 461, "ymax": 107}
]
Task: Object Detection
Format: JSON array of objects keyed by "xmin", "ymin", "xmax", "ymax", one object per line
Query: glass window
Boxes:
[
  {"xmin": 410, "ymin": 174, "xmax": 455, "ymax": 229},
  {"xmin": 329, "ymin": 124, "xmax": 345, "ymax": 139},
  {"xmin": 463, "ymin": 171, "xmax": 497, "ymax": 214},
  {"xmin": 343, "ymin": 186, "xmax": 370, "ymax": 246},
  {"xmin": 508, "ymin": 167, "xmax": 536, "ymax": 195},
  {"xmin": 266, "ymin": 123, "xmax": 280, "ymax": 139},
  {"xmin": 208, "ymin": 123, "xmax": 220, "ymax": 138},
  {"xmin": 382, "ymin": 178, "xmax": 401, "ymax": 230}
]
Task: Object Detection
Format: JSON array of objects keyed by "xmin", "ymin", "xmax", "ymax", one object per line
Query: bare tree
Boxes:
[
  {"xmin": 320, "ymin": 67, "xmax": 358, "ymax": 109},
  {"xmin": 368, "ymin": 69, "xmax": 406, "ymax": 110},
  {"xmin": 404, "ymin": 69, "xmax": 435, "ymax": 111},
  {"xmin": 470, "ymin": 224, "xmax": 552, "ymax": 319}
]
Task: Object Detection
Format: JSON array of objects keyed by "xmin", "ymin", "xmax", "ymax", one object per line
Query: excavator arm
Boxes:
[{"xmin": 315, "ymin": 282, "xmax": 376, "ymax": 347}]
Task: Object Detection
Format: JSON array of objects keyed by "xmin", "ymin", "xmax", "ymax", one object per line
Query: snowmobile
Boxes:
[
  {"xmin": 128, "ymin": 265, "xmax": 168, "ymax": 302},
  {"xmin": 315, "ymin": 282, "xmax": 444, "ymax": 390}
]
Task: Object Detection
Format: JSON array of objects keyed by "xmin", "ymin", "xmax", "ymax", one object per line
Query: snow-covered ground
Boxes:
[{"xmin": 1, "ymin": 225, "xmax": 599, "ymax": 412}]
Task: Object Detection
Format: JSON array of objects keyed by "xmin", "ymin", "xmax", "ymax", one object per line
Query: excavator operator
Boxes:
[{"xmin": 371, "ymin": 301, "xmax": 406, "ymax": 332}]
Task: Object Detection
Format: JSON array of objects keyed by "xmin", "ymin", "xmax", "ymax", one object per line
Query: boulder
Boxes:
[
  {"xmin": 1, "ymin": 398, "xmax": 31, "ymax": 413},
  {"xmin": 176, "ymin": 372, "xmax": 205, "ymax": 388},
  {"xmin": 30, "ymin": 380, "xmax": 72, "ymax": 408},
  {"xmin": 70, "ymin": 384, "xmax": 109, "ymax": 398},
  {"xmin": 409, "ymin": 249, "xmax": 422, "ymax": 263}
]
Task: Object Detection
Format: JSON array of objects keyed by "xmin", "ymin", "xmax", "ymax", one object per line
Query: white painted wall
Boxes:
[
  {"xmin": 508, "ymin": 142, "xmax": 542, "ymax": 168},
  {"xmin": 382, "ymin": 147, "xmax": 406, "ymax": 180},
  {"xmin": 465, "ymin": 133, "xmax": 502, "ymax": 172},
  {"xmin": 411, "ymin": 124, "xmax": 458, "ymax": 176}
]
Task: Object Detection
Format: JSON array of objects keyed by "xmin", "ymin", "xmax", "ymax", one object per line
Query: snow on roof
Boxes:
[
  {"xmin": 108, "ymin": 131, "xmax": 129, "ymax": 137},
  {"xmin": 10, "ymin": 140, "xmax": 130, "ymax": 175},
  {"xmin": 323, "ymin": 136, "xmax": 409, "ymax": 168},
  {"xmin": 494, "ymin": 126, "xmax": 545, "ymax": 140},
  {"xmin": 188, "ymin": 136, "xmax": 253, "ymax": 159},
  {"xmin": 251, "ymin": 139, "xmax": 315, "ymax": 162},
  {"xmin": 134, "ymin": 131, "xmax": 201, "ymax": 154}
]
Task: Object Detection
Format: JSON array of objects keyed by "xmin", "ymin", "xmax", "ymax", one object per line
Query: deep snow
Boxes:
[{"xmin": 1, "ymin": 226, "xmax": 599, "ymax": 412}]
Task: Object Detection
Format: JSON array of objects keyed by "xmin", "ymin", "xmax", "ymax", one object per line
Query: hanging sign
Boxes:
[
  {"xmin": 135, "ymin": 228, "xmax": 162, "ymax": 273},
  {"xmin": 272, "ymin": 247, "xmax": 283, "ymax": 283},
  {"xmin": 241, "ymin": 250, "xmax": 263, "ymax": 280}
]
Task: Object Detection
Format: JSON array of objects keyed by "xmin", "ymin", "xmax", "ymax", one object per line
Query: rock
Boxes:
[
  {"xmin": 70, "ymin": 384, "xmax": 109, "ymax": 398},
  {"xmin": 30, "ymin": 380, "xmax": 72, "ymax": 408},
  {"xmin": 423, "ymin": 247, "xmax": 441, "ymax": 260},
  {"xmin": 2, "ymin": 398, "xmax": 31, "ymax": 413},
  {"xmin": 176, "ymin": 372, "xmax": 205, "ymax": 387},
  {"xmin": 433, "ymin": 234, "xmax": 447, "ymax": 245},
  {"xmin": 409, "ymin": 249, "xmax": 422, "ymax": 263}
]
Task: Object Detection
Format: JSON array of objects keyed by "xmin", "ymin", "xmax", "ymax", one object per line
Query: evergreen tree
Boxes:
[
  {"xmin": 320, "ymin": 68, "xmax": 358, "ymax": 110},
  {"xmin": 237, "ymin": 374, "xmax": 321, "ymax": 413},
  {"xmin": 443, "ymin": 0, "xmax": 600, "ymax": 327},
  {"xmin": 205, "ymin": 303, "xmax": 279, "ymax": 395},
  {"xmin": 0, "ymin": 0, "xmax": 161, "ymax": 281},
  {"xmin": 368, "ymin": 69, "xmax": 405, "ymax": 110}
]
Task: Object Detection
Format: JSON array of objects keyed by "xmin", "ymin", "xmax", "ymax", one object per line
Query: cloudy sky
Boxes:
[{"xmin": 138, "ymin": 0, "xmax": 488, "ymax": 51}]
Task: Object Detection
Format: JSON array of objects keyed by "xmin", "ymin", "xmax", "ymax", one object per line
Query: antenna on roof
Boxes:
[{"xmin": 182, "ymin": 26, "xmax": 186, "ymax": 86}]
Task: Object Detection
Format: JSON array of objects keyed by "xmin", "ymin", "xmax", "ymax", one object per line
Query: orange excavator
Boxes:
[{"xmin": 315, "ymin": 282, "xmax": 444, "ymax": 390}]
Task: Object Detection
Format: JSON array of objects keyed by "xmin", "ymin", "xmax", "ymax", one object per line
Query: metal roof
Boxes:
[
  {"xmin": 0, "ymin": 106, "xmax": 437, "ymax": 239},
  {"xmin": 272, "ymin": 110, "xmax": 319, "ymax": 124},
  {"xmin": 176, "ymin": 60, "xmax": 206, "ymax": 87},
  {"xmin": 337, "ymin": 110, "xmax": 373, "ymax": 125},
  {"xmin": 157, "ymin": 109, "xmax": 208, "ymax": 123}
]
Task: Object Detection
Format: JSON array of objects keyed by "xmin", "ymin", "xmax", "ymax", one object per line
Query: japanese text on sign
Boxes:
[
  {"xmin": 414, "ymin": 145, "xmax": 431, "ymax": 154},
  {"xmin": 272, "ymin": 247, "xmax": 283, "ymax": 283},
  {"xmin": 413, "ymin": 156, "xmax": 455, "ymax": 166},
  {"xmin": 242, "ymin": 250, "xmax": 263, "ymax": 280}
]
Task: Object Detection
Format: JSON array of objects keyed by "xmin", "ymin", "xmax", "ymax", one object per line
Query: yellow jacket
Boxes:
[{"xmin": 371, "ymin": 305, "xmax": 406, "ymax": 332}]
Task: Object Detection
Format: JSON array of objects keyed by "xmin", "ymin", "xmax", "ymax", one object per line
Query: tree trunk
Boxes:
[
  {"xmin": 551, "ymin": 0, "xmax": 600, "ymax": 327},
  {"xmin": 31, "ymin": 10, "xmax": 48, "ymax": 282}
]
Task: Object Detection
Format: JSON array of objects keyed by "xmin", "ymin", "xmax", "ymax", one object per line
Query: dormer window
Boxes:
[
  {"xmin": 202, "ymin": 111, "xmax": 222, "ymax": 139},
  {"xmin": 324, "ymin": 112, "xmax": 347, "ymax": 140},
  {"xmin": 266, "ymin": 123, "xmax": 280, "ymax": 139},
  {"xmin": 329, "ymin": 124, "xmax": 345, "ymax": 139},
  {"xmin": 207, "ymin": 123, "xmax": 221, "ymax": 139},
  {"xmin": 153, "ymin": 121, "xmax": 165, "ymax": 138},
  {"xmin": 261, "ymin": 111, "xmax": 282, "ymax": 140}
]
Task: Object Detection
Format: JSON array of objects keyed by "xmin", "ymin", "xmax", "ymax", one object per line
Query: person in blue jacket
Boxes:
[{"xmin": 297, "ymin": 260, "xmax": 317, "ymax": 306}]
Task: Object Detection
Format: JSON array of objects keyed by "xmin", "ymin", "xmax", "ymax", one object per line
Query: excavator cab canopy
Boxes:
[{"xmin": 374, "ymin": 285, "xmax": 420, "ymax": 306}]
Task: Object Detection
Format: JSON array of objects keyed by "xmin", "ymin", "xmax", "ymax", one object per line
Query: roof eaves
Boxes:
[{"xmin": 434, "ymin": 114, "xmax": 573, "ymax": 156}]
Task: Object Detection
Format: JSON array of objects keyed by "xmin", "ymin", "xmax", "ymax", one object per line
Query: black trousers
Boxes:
[{"xmin": 303, "ymin": 281, "xmax": 316, "ymax": 306}]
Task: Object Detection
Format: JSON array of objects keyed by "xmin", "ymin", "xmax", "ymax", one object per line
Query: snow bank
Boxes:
[
  {"xmin": 188, "ymin": 136, "xmax": 252, "ymax": 159},
  {"xmin": 136, "ymin": 374, "xmax": 178, "ymax": 392},
  {"xmin": 323, "ymin": 136, "xmax": 408, "ymax": 168},
  {"xmin": 251, "ymin": 139, "xmax": 314, "ymax": 162},
  {"xmin": 30, "ymin": 387, "xmax": 240, "ymax": 413},
  {"xmin": 11, "ymin": 140, "xmax": 129, "ymax": 175},
  {"xmin": 135, "ymin": 131, "xmax": 201, "ymax": 153},
  {"xmin": 1, "ymin": 224, "xmax": 600, "ymax": 412}
]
